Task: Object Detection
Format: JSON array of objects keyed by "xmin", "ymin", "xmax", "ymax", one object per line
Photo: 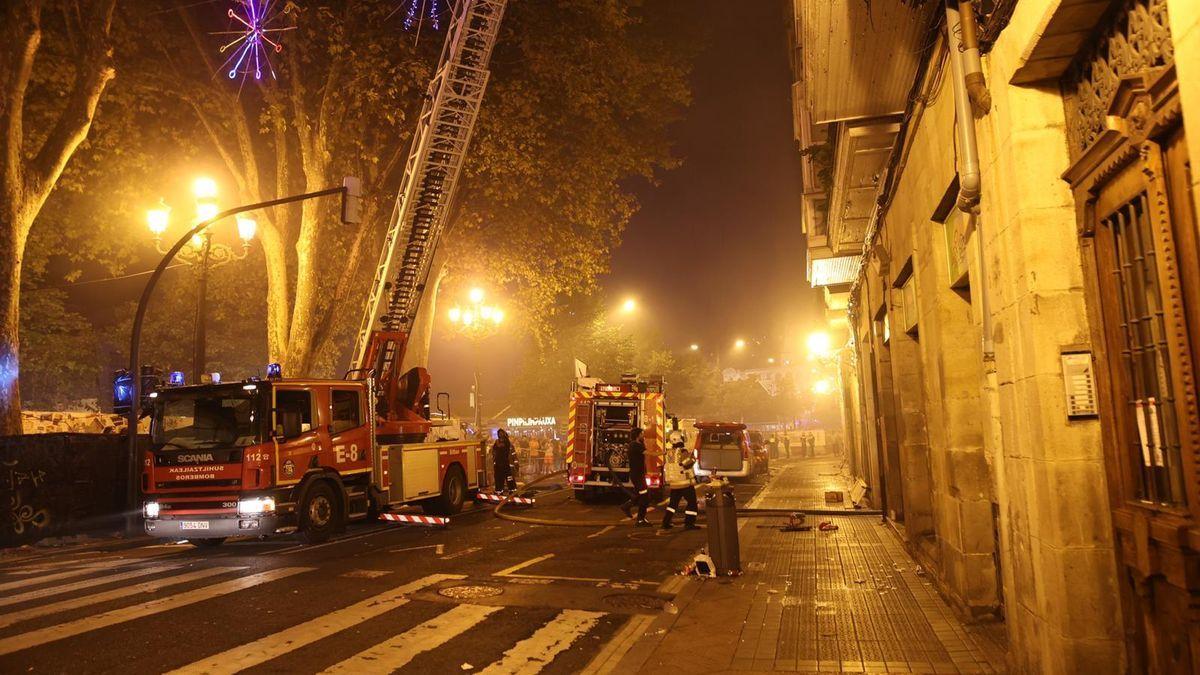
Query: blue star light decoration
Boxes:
[
  {"xmin": 215, "ymin": 0, "xmax": 295, "ymax": 85},
  {"xmin": 403, "ymin": 0, "xmax": 444, "ymax": 31}
]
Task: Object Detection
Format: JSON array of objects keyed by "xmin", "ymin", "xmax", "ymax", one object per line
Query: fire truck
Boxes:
[
  {"xmin": 139, "ymin": 0, "xmax": 508, "ymax": 546},
  {"xmin": 566, "ymin": 375, "xmax": 666, "ymax": 502}
]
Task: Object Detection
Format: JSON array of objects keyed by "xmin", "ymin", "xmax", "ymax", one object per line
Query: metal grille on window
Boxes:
[{"xmin": 1106, "ymin": 192, "xmax": 1187, "ymax": 505}]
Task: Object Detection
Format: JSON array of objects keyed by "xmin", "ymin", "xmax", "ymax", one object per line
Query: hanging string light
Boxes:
[
  {"xmin": 214, "ymin": 0, "xmax": 295, "ymax": 85},
  {"xmin": 401, "ymin": 0, "xmax": 445, "ymax": 32}
]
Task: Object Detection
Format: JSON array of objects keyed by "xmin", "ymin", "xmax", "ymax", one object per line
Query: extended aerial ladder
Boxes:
[{"xmin": 349, "ymin": 0, "xmax": 507, "ymax": 440}]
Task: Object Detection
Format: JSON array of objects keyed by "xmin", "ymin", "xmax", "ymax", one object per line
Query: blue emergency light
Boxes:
[
  {"xmin": 266, "ymin": 362, "xmax": 282, "ymax": 380},
  {"xmin": 168, "ymin": 371, "xmax": 185, "ymax": 386},
  {"xmin": 113, "ymin": 370, "xmax": 134, "ymax": 413}
]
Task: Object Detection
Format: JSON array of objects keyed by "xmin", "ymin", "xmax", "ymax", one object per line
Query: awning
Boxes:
[{"xmin": 796, "ymin": 0, "xmax": 937, "ymax": 124}]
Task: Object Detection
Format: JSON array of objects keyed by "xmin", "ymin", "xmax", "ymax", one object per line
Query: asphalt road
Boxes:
[{"xmin": 0, "ymin": 476, "xmax": 767, "ymax": 674}]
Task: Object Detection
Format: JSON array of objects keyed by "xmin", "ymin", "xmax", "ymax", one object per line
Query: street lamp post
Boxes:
[
  {"xmin": 447, "ymin": 288, "xmax": 504, "ymax": 431},
  {"xmin": 125, "ymin": 179, "xmax": 361, "ymax": 533},
  {"xmin": 147, "ymin": 179, "xmax": 256, "ymax": 377}
]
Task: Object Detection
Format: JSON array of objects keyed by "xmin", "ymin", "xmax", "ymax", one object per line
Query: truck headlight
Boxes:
[
  {"xmin": 143, "ymin": 501, "xmax": 160, "ymax": 519},
  {"xmin": 238, "ymin": 497, "xmax": 276, "ymax": 515}
]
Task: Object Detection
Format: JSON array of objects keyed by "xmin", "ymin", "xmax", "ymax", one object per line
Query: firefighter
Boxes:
[
  {"xmin": 492, "ymin": 429, "xmax": 517, "ymax": 493},
  {"xmin": 661, "ymin": 430, "xmax": 699, "ymax": 530},
  {"xmin": 620, "ymin": 427, "xmax": 653, "ymax": 526}
]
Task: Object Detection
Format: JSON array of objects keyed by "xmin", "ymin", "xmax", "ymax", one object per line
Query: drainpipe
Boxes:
[
  {"xmin": 946, "ymin": 1, "xmax": 982, "ymax": 212},
  {"xmin": 957, "ymin": 1, "xmax": 991, "ymax": 116}
]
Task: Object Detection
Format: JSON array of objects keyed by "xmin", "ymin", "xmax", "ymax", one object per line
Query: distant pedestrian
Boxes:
[
  {"xmin": 661, "ymin": 431, "xmax": 699, "ymax": 531},
  {"xmin": 783, "ymin": 434, "xmax": 792, "ymax": 458},
  {"xmin": 806, "ymin": 432, "xmax": 816, "ymax": 458},
  {"xmin": 542, "ymin": 438, "xmax": 555, "ymax": 474},
  {"xmin": 767, "ymin": 435, "xmax": 779, "ymax": 460},
  {"xmin": 620, "ymin": 428, "xmax": 653, "ymax": 526},
  {"xmin": 492, "ymin": 429, "xmax": 517, "ymax": 492}
]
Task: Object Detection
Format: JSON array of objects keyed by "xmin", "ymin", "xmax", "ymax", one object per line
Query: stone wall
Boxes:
[
  {"xmin": 21, "ymin": 411, "xmax": 132, "ymax": 435},
  {"xmin": 1, "ymin": 433, "xmax": 142, "ymax": 547}
]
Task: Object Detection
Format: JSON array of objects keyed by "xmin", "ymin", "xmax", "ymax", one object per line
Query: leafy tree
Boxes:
[
  {"xmin": 142, "ymin": 0, "xmax": 696, "ymax": 377},
  {"xmin": 0, "ymin": 0, "xmax": 119, "ymax": 433}
]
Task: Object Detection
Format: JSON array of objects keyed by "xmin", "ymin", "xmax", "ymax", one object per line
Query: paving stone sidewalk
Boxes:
[{"xmin": 624, "ymin": 455, "xmax": 1008, "ymax": 674}]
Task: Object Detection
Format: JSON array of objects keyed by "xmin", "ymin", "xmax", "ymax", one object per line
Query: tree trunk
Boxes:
[
  {"xmin": 401, "ymin": 250, "xmax": 450, "ymax": 373},
  {"xmin": 0, "ymin": 209, "xmax": 29, "ymax": 435},
  {"xmin": 284, "ymin": 198, "xmax": 323, "ymax": 375},
  {"xmin": 258, "ymin": 223, "xmax": 291, "ymax": 365}
]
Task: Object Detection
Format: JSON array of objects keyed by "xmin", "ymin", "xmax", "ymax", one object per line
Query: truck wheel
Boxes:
[
  {"xmin": 425, "ymin": 467, "xmax": 466, "ymax": 516},
  {"xmin": 188, "ymin": 537, "xmax": 226, "ymax": 548},
  {"xmin": 300, "ymin": 481, "xmax": 338, "ymax": 544}
]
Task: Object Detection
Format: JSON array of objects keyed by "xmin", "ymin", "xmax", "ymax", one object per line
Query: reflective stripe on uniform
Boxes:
[
  {"xmin": 684, "ymin": 510, "xmax": 698, "ymax": 516},
  {"xmin": 666, "ymin": 507, "xmax": 676, "ymax": 513},
  {"xmin": 637, "ymin": 490, "xmax": 648, "ymax": 495}
]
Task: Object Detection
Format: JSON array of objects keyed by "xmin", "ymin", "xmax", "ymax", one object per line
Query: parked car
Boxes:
[{"xmin": 693, "ymin": 421, "xmax": 757, "ymax": 481}]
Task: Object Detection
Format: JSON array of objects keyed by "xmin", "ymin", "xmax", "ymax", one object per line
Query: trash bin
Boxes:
[{"xmin": 704, "ymin": 481, "xmax": 740, "ymax": 575}]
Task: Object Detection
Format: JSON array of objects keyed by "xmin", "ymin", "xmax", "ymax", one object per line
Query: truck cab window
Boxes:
[
  {"xmin": 331, "ymin": 390, "xmax": 360, "ymax": 434},
  {"xmin": 275, "ymin": 390, "xmax": 314, "ymax": 438}
]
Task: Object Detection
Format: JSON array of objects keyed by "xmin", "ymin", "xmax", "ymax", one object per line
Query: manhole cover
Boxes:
[
  {"xmin": 439, "ymin": 584, "xmax": 503, "ymax": 600},
  {"xmin": 603, "ymin": 593, "xmax": 666, "ymax": 611}
]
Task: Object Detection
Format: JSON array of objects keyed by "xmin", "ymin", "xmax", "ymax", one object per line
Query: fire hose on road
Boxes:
[{"xmin": 489, "ymin": 469, "xmax": 882, "ymax": 528}]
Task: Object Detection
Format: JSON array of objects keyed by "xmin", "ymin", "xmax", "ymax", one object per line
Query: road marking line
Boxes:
[
  {"xmin": 165, "ymin": 573, "xmax": 465, "ymax": 675},
  {"xmin": 0, "ymin": 567, "xmax": 307, "ymax": 656},
  {"xmin": 261, "ymin": 525, "xmax": 394, "ymax": 556},
  {"xmin": 499, "ymin": 530, "xmax": 528, "ymax": 542},
  {"xmin": 320, "ymin": 603, "xmax": 501, "ymax": 674},
  {"xmin": 0, "ymin": 566, "xmax": 241, "ymax": 630},
  {"xmin": 389, "ymin": 544, "xmax": 441, "ymax": 554},
  {"xmin": 2, "ymin": 540, "xmax": 182, "ymax": 571},
  {"xmin": 579, "ymin": 613, "xmax": 655, "ymax": 675},
  {"xmin": 493, "ymin": 554, "xmax": 555, "ymax": 577},
  {"xmin": 587, "ymin": 526, "xmax": 615, "ymax": 538},
  {"xmin": 0, "ymin": 563, "xmax": 184, "ymax": 608},
  {"xmin": 479, "ymin": 609, "xmax": 606, "ymax": 675},
  {"xmin": 442, "ymin": 546, "xmax": 482, "ymax": 560},
  {"xmin": 0, "ymin": 561, "xmax": 130, "ymax": 592},
  {"xmin": 492, "ymin": 554, "xmax": 610, "ymax": 583}
]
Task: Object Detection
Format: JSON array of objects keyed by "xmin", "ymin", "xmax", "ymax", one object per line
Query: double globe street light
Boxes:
[{"xmin": 146, "ymin": 177, "xmax": 257, "ymax": 378}]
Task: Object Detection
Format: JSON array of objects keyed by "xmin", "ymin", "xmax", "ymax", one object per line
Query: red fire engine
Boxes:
[
  {"xmin": 140, "ymin": 0, "xmax": 508, "ymax": 546},
  {"xmin": 566, "ymin": 375, "xmax": 666, "ymax": 502}
]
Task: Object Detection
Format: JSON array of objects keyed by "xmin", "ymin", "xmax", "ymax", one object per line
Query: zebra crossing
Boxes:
[{"xmin": 0, "ymin": 548, "xmax": 618, "ymax": 674}]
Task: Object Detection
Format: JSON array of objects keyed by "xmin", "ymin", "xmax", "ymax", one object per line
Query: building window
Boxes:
[
  {"xmin": 275, "ymin": 390, "xmax": 314, "ymax": 437},
  {"xmin": 1103, "ymin": 192, "xmax": 1187, "ymax": 505},
  {"xmin": 331, "ymin": 390, "xmax": 361, "ymax": 434},
  {"xmin": 899, "ymin": 274, "xmax": 919, "ymax": 336}
]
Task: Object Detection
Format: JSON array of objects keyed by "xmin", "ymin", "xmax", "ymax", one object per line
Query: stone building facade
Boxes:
[{"xmin": 790, "ymin": 0, "xmax": 1200, "ymax": 671}]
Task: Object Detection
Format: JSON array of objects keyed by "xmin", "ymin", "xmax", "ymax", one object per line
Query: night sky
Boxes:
[
  {"xmin": 432, "ymin": 0, "xmax": 823, "ymax": 408},
  {"xmin": 607, "ymin": 0, "xmax": 821, "ymax": 364}
]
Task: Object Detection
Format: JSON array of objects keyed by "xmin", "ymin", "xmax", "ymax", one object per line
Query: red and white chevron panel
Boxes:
[
  {"xmin": 474, "ymin": 492, "xmax": 536, "ymax": 506},
  {"xmin": 379, "ymin": 513, "xmax": 449, "ymax": 527}
]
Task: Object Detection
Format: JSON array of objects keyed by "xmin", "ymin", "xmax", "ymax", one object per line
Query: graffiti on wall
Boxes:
[
  {"xmin": 3, "ymin": 459, "xmax": 51, "ymax": 535},
  {"xmin": 1, "ymin": 433, "xmax": 134, "ymax": 547}
]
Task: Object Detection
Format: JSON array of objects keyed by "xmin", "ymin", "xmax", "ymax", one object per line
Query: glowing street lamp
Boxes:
[
  {"xmin": 144, "ymin": 176, "xmax": 254, "ymax": 377},
  {"xmin": 621, "ymin": 298, "xmax": 637, "ymax": 314},
  {"xmin": 236, "ymin": 217, "xmax": 257, "ymax": 242},
  {"xmin": 767, "ymin": 357, "xmax": 776, "ymax": 365},
  {"xmin": 689, "ymin": 343, "xmax": 700, "ymax": 352},
  {"xmin": 192, "ymin": 176, "xmax": 219, "ymax": 200},
  {"xmin": 447, "ymin": 287, "xmax": 504, "ymax": 431},
  {"xmin": 806, "ymin": 331, "xmax": 833, "ymax": 359},
  {"xmin": 812, "ymin": 378, "xmax": 834, "ymax": 395},
  {"xmin": 734, "ymin": 338, "xmax": 746, "ymax": 351},
  {"xmin": 147, "ymin": 207, "xmax": 170, "ymax": 237}
]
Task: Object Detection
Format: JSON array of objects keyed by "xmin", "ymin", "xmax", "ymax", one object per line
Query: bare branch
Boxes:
[
  {"xmin": 0, "ymin": 1, "xmax": 43, "ymax": 194},
  {"xmin": 26, "ymin": 0, "xmax": 117, "ymax": 225}
]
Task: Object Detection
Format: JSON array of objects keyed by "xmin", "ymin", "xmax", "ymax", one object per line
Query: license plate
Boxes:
[{"xmin": 179, "ymin": 521, "xmax": 210, "ymax": 531}]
